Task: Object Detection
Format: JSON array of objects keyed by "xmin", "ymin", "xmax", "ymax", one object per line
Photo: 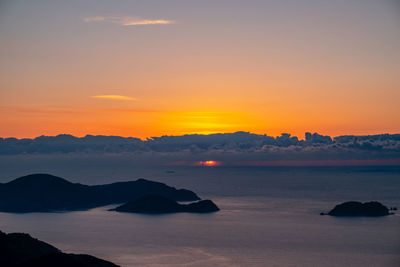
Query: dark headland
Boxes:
[
  {"xmin": 111, "ymin": 195, "xmax": 220, "ymax": 214},
  {"xmin": 0, "ymin": 174, "xmax": 199, "ymax": 212},
  {"xmin": 0, "ymin": 230, "xmax": 119, "ymax": 267},
  {"xmin": 322, "ymin": 201, "xmax": 393, "ymax": 217}
]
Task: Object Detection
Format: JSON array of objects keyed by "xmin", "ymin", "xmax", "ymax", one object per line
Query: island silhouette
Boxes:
[
  {"xmin": 0, "ymin": 174, "xmax": 200, "ymax": 212},
  {"xmin": 111, "ymin": 195, "xmax": 219, "ymax": 214},
  {"xmin": 321, "ymin": 201, "xmax": 393, "ymax": 217}
]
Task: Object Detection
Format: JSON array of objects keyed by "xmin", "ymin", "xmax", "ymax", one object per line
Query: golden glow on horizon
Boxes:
[
  {"xmin": 154, "ymin": 111, "xmax": 256, "ymax": 136},
  {"xmin": 0, "ymin": 104, "xmax": 399, "ymax": 139}
]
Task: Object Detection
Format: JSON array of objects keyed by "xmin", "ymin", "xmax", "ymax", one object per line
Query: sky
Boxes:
[{"xmin": 0, "ymin": 0, "xmax": 399, "ymax": 139}]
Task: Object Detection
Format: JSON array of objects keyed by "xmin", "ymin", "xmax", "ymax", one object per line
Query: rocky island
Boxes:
[
  {"xmin": 0, "ymin": 174, "xmax": 199, "ymax": 212},
  {"xmin": 0, "ymin": 230, "xmax": 118, "ymax": 267},
  {"xmin": 322, "ymin": 201, "xmax": 392, "ymax": 217},
  {"xmin": 111, "ymin": 195, "xmax": 220, "ymax": 214}
]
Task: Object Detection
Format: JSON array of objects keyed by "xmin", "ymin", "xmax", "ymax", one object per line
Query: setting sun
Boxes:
[{"xmin": 202, "ymin": 160, "xmax": 219, "ymax": 167}]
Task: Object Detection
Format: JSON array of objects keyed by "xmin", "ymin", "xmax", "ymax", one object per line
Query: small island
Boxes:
[
  {"xmin": 0, "ymin": 230, "xmax": 119, "ymax": 267},
  {"xmin": 111, "ymin": 195, "xmax": 220, "ymax": 214},
  {"xmin": 322, "ymin": 201, "xmax": 392, "ymax": 217}
]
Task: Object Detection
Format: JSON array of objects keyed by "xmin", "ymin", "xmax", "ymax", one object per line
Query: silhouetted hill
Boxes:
[
  {"xmin": 326, "ymin": 201, "xmax": 391, "ymax": 217},
  {"xmin": 0, "ymin": 231, "xmax": 59, "ymax": 265},
  {"xmin": 0, "ymin": 230, "xmax": 118, "ymax": 267},
  {"xmin": 111, "ymin": 195, "xmax": 219, "ymax": 214},
  {"xmin": 0, "ymin": 174, "xmax": 199, "ymax": 212}
]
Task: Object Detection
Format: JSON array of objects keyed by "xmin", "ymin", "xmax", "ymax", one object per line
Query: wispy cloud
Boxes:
[
  {"xmin": 83, "ymin": 16, "xmax": 174, "ymax": 26},
  {"xmin": 91, "ymin": 95, "xmax": 138, "ymax": 101}
]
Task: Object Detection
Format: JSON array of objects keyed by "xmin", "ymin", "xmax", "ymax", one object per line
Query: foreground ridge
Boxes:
[{"xmin": 0, "ymin": 230, "xmax": 119, "ymax": 267}]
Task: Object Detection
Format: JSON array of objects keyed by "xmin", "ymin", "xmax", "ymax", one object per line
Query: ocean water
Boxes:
[{"xmin": 0, "ymin": 159, "xmax": 399, "ymax": 266}]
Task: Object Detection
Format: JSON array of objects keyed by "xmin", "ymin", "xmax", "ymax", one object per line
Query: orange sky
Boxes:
[{"xmin": 0, "ymin": 1, "xmax": 399, "ymax": 139}]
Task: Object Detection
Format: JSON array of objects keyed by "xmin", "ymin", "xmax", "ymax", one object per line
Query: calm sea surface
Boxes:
[{"xmin": 0, "ymin": 161, "xmax": 399, "ymax": 266}]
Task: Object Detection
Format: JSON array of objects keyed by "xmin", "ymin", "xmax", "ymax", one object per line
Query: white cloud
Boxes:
[{"xmin": 84, "ymin": 16, "xmax": 174, "ymax": 26}]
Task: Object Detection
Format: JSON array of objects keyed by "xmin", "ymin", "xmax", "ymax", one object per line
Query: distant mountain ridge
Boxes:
[
  {"xmin": 1, "ymin": 132, "xmax": 399, "ymax": 155},
  {"xmin": 0, "ymin": 174, "xmax": 199, "ymax": 212}
]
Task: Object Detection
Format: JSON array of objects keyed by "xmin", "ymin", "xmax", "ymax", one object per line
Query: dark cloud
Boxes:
[{"xmin": 1, "ymin": 132, "xmax": 400, "ymax": 163}]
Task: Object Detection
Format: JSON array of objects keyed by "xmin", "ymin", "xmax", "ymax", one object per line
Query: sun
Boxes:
[{"xmin": 203, "ymin": 160, "xmax": 218, "ymax": 166}]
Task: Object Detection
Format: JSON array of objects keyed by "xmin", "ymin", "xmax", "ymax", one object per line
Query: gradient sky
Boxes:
[{"xmin": 1, "ymin": 0, "xmax": 399, "ymax": 139}]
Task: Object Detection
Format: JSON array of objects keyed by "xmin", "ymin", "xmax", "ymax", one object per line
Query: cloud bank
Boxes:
[
  {"xmin": 84, "ymin": 16, "xmax": 174, "ymax": 26},
  {"xmin": 1, "ymin": 132, "xmax": 400, "ymax": 165}
]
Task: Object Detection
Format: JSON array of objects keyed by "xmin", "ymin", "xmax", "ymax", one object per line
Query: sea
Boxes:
[{"xmin": 0, "ymin": 155, "xmax": 399, "ymax": 267}]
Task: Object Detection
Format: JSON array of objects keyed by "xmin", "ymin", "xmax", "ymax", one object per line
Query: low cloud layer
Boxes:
[
  {"xmin": 1, "ymin": 132, "xmax": 400, "ymax": 164},
  {"xmin": 84, "ymin": 16, "xmax": 174, "ymax": 26}
]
